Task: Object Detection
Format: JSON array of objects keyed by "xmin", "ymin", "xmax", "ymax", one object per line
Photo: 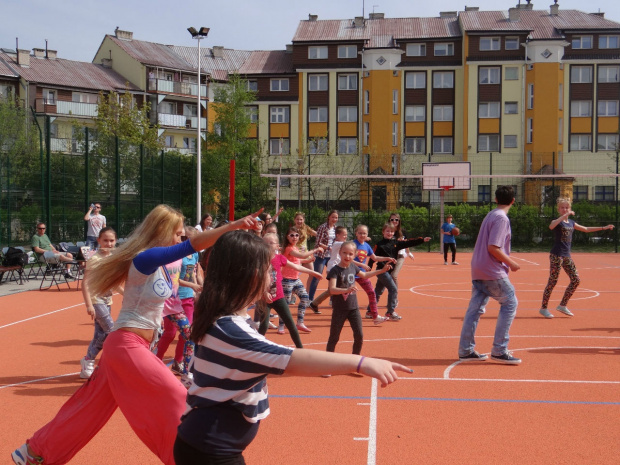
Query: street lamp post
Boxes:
[{"xmin": 188, "ymin": 26, "xmax": 209, "ymax": 225}]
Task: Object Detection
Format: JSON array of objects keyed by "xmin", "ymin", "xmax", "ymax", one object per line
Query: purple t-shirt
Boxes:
[{"xmin": 470, "ymin": 208, "xmax": 512, "ymax": 281}]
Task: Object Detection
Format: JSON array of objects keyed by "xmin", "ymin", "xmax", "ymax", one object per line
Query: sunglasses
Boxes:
[
  {"xmin": 37, "ymin": 227, "xmax": 46, "ymax": 230},
  {"xmin": 389, "ymin": 218, "xmax": 400, "ymax": 222},
  {"xmin": 288, "ymin": 233, "xmax": 299, "ymax": 237}
]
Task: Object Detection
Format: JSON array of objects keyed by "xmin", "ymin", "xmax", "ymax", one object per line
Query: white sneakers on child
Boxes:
[{"xmin": 80, "ymin": 357, "xmax": 95, "ymax": 379}]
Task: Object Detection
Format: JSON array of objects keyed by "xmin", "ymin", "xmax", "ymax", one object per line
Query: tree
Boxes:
[{"xmin": 204, "ymin": 74, "xmax": 268, "ymax": 215}]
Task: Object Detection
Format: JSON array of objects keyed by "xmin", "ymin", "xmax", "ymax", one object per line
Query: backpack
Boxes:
[{"xmin": 2, "ymin": 247, "xmax": 28, "ymax": 267}]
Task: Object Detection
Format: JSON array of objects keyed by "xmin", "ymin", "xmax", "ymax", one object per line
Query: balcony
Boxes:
[
  {"xmin": 56, "ymin": 101, "xmax": 98, "ymax": 117},
  {"xmin": 158, "ymin": 113, "xmax": 186, "ymax": 127},
  {"xmin": 188, "ymin": 116, "xmax": 207, "ymax": 129},
  {"xmin": 49, "ymin": 138, "xmax": 86, "ymax": 153},
  {"xmin": 148, "ymin": 78, "xmax": 207, "ymax": 98}
]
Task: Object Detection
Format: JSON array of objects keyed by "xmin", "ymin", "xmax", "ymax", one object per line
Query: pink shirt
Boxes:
[
  {"xmin": 162, "ymin": 258, "xmax": 183, "ymax": 316},
  {"xmin": 281, "ymin": 246, "xmax": 301, "ymax": 280},
  {"xmin": 271, "ymin": 254, "xmax": 287, "ymax": 300}
]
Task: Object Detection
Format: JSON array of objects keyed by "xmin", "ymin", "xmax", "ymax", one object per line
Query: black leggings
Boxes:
[
  {"xmin": 174, "ymin": 436, "xmax": 245, "ymax": 465},
  {"xmin": 443, "ymin": 242, "xmax": 456, "ymax": 262},
  {"xmin": 257, "ymin": 298, "xmax": 303, "ymax": 348}
]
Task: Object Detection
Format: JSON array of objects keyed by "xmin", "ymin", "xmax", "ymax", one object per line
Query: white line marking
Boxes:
[
  {"xmin": 512, "ymin": 256, "xmax": 539, "ymax": 265},
  {"xmin": 0, "ymin": 302, "xmax": 85, "ymax": 329},
  {"xmin": 0, "ymin": 372, "xmax": 80, "ymax": 389},
  {"xmin": 400, "ymin": 377, "xmax": 620, "ymax": 385},
  {"xmin": 367, "ymin": 378, "xmax": 378, "ymax": 465}
]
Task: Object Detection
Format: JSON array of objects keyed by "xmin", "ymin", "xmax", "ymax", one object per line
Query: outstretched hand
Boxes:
[
  {"xmin": 234, "ymin": 208, "xmax": 264, "ymax": 230},
  {"xmin": 359, "ymin": 358, "xmax": 413, "ymax": 387}
]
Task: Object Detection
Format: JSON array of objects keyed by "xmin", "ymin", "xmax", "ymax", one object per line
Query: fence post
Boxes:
[
  {"xmin": 45, "ymin": 115, "xmax": 51, "ymax": 228},
  {"xmin": 140, "ymin": 144, "xmax": 144, "ymax": 219},
  {"xmin": 6, "ymin": 155, "xmax": 10, "ymax": 245},
  {"xmin": 161, "ymin": 150, "xmax": 165, "ymax": 205},
  {"xmin": 616, "ymin": 150, "xmax": 619, "ymax": 253},
  {"xmin": 489, "ymin": 152, "xmax": 493, "ymax": 210},
  {"xmin": 85, "ymin": 127, "xmax": 90, "ymax": 241},
  {"xmin": 115, "ymin": 136, "xmax": 120, "ymax": 231},
  {"xmin": 29, "ymin": 107, "xmax": 45, "ymax": 224}
]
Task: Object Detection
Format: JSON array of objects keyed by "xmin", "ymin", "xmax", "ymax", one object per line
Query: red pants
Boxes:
[{"xmin": 28, "ymin": 330, "xmax": 187, "ymax": 464}]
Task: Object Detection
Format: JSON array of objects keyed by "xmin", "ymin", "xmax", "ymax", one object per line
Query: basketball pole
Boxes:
[{"xmin": 229, "ymin": 159, "xmax": 235, "ymax": 222}]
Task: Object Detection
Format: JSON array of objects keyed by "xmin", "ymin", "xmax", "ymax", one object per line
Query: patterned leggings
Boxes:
[
  {"xmin": 156, "ymin": 312, "xmax": 195, "ymax": 374},
  {"xmin": 541, "ymin": 254, "xmax": 580, "ymax": 309},
  {"xmin": 281, "ymin": 278, "xmax": 310, "ymax": 324}
]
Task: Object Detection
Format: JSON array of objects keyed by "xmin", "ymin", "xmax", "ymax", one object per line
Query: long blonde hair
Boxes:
[{"xmin": 87, "ymin": 204, "xmax": 184, "ymax": 297}]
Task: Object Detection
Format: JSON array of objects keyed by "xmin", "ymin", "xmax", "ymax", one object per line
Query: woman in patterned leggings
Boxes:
[{"xmin": 539, "ymin": 198, "xmax": 614, "ymax": 318}]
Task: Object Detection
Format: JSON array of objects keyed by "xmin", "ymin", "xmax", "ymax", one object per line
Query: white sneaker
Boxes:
[
  {"xmin": 452, "ymin": 261, "xmax": 459, "ymax": 265},
  {"xmin": 556, "ymin": 305, "xmax": 574, "ymax": 316},
  {"xmin": 373, "ymin": 315, "xmax": 386, "ymax": 325},
  {"xmin": 444, "ymin": 261, "xmax": 448, "ymax": 265},
  {"xmin": 80, "ymin": 357, "xmax": 95, "ymax": 379},
  {"xmin": 539, "ymin": 308, "xmax": 554, "ymax": 319},
  {"xmin": 12, "ymin": 443, "xmax": 42, "ymax": 465},
  {"xmin": 181, "ymin": 372, "xmax": 194, "ymax": 389}
]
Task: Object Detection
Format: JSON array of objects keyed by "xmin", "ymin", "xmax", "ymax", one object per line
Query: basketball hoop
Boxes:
[{"xmin": 440, "ymin": 185, "xmax": 454, "ymax": 192}]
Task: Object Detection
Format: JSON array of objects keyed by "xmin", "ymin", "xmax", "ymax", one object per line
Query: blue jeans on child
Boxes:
[
  {"xmin": 458, "ymin": 277, "xmax": 518, "ymax": 358},
  {"xmin": 374, "ymin": 272, "xmax": 398, "ymax": 314},
  {"xmin": 86, "ymin": 303, "xmax": 114, "ymax": 360},
  {"xmin": 307, "ymin": 256, "xmax": 329, "ymax": 301}
]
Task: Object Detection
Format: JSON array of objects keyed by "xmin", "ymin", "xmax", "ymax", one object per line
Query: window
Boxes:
[
  {"xmin": 165, "ymin": 135, "xmax": 174, "ymax": 147},
  {"xmin": 570, "ymin": 100, "xmax": 592, "ymax": 117},
  {"xmin": 599, "ymin": 35, "xmax": 619, "ymax": 49},
  {"xmin": 43, "ymin": 89, "xmax": 56, "ymax": 105},
  {"xmin": 527, "ymin": 118, "xmax": 533, "ymax": 143},
  {"xmin": 270, "ymin": 79, "xmax": 289, "ymax": 91},
  {"xmin": 598, "ymin": 100, "xmax": 619, "ymax": 116},
  {"xmin": 337, "ymin": 106, "xmax": 357, "ymax": 122},
  {"xmin": 558, "ymin": 84, "xmax": 563, "ymax": 110},
  {"xmin": 269, "ymin": 139, "xmax": 290, "ymax": 155},
  {"xmin": 363, "ymin": 122, "xmax": 369, "ymax": 146},
  {"xmin": 433, "ymin": 72, "xmax": 454, "ymax": 88},
  {"xmin": 433, "ymin": 105, "xmax": 453, "ymax": 121},
  {"xmin": 309, "ymin": 74, "xmax": 328, "ymax": 91},
  {"xmin": 478, "ymin": 185, "xmax": 491, "ymax": 203},
  {"xmin": 405, "ymin": 71, "xmax": 426, "ymax": 89},
  {"xmin": 479, "ymin": 67, "xmax": 500, "ymax": 84},
  {"xmin": 505, "ymin": 37, "xmax": 520, "ymax": 50},
  {"xmin": 505, "ymin": 67, "xmax": 519, "ymax": 80},
  {"xmin": 504, "ymin": 135, "xmax": 518, "ymax": 148},
  {"xmin": 0, "ymin": 84, "xmax": 14, "ymax": 99},
  {"xmin": 433, "ymin": 137, "xmax": 453, "ymax": 153},
  {"xmin": 571, "ymin": 66, "xmax": 592, "ymax": 83},
  {"xmin": 268, "ymin": 169, "xmax": 291, "ymax": 187},
  {"xmin": 308, "ymin": 46, "xmax": 328, "ymax": 59},
  {"xmin": 72, "ymin": 92, "xmax": 98, "ymax": 103},
  {"xmin": 213, "ymin": 123, "xmax": 222, "ymax": 136},
  {"xmin": 183, "ymin": 137, "xmax": 196, "ymax": 152},
  {"xmin": 480, "ymin": 37, "xmax": 500, "ymax": 51},
  {"xmin": 434, "ymin": 43, "xmax": 454, "ymax": 56},
  {"xmin": 479, "ymin": 102, "xmax": 500, "ymax": 118},
  {"xmin": 478, "ymin": 135, "xmax": 500, "ymax": 151},
  {"xmin": 338, "ymin": 74, "xmax": 357, "ymax": 90},
  {"xmin": 246, "ymin": 80, "xmax": 258, "ymax": 91},
  {"xmin": 595, "ymin": 186, "xmax": 615, "ymax": 201},
  {"xmin": 338, "ymin": 138, "xmax": 357, "ymax": 154},
  {"xmin": 570, "ymin": 134, "xmax": 591, "ymax": 151},
  {"xmin": 559, "ymin": 117, "xmax": 563, "ymax": 144},
  {"xmin": 402, "ymin": 181, "xmax": 422, "ymax": 203},
  {"xmin": 270, "ymin": 106, "xmax": 289, "ymax": 123},
  {"xmin": 183, "ymin": 104, "xmax": 197, "ymax": 117},
  {"xmin": 338, "ymin": 45, "xmax": 357, "ymax": 58},
  {"xmin": 406, "ymin": 43, "xmax": 426, "ymax": 56},
  {"xmin": 364, "ymin": 90, "xmax": 370, "ymax": 114},
  {"xmin": 404, "ymin": 138, "xmax": 425, "ymax": 154},
  {"xmin": 573, "ymin": 185, "xmax": 588, "ymax": 201},
  {"xmin": 49, "ymin": 123, "xmax": 58, "ymax": 138},
  {"xmin": 405, "ymin": 105, "xmax": 425, "ymax": 122},
  {"xmin": 598, "ymin": 66, "xmax": 619, "ymax": 83},
  {"xmin": 527, "ymin": 84, "xmax": 534, "ymax": 109},
  {"xmin": 572, "ymin": 35, "xmax": 592, "ymax": 49},
  {"xmin": 392, "ymin": 90, "xmax": 398, "ymax": 114},
  {"xmin": 308, "ymin": 137, "xmax": 328, "ymax": 154},
  {"xmin": 505, "ymin": 102, "xmax": 518, "ymax": 114},
  {"xmin": 159, "ymin": 101, "xmax": 174, "ymax": 114},
  {"xmin": 392, "ymin": 122, "xmax": 398, "ymax": 146},
  {"xmin": 597, "ymin": 134, "xmax": 619, "ymax": 150},
  {"xmin": 309, "ymin": 107, "xmax": 328, "ymax": 122},
  {"xmin": 246, "ymin": 106, "xmax": 258, "ymax": 123}
]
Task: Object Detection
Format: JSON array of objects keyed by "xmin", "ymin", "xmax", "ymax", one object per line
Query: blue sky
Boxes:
[{"xmin": 2, "ymin": 0, "xmax": 618, "ymax": 63}]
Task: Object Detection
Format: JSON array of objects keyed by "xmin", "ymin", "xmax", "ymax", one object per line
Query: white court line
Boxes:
[
  {"xmin": 512, "ymin": 256, "xmax": 540, "ymax": 265},
  {"xmin": 367, "ymin": 377, "xmax": 378, "ymax": 465},
  {"xmin": 0, "ymin": 372, "xmax": 80, "ymax": 390},
  {"xmin": 0, "ymin": 302, "xmax": 85, "ymax": 330},
  {"xmin": 400, "ymin": 376, "xmax": 620, "ymax": 385},
  {"xmin": 444, "ymin": 345, "xmax": 620, "ymax": 378}
]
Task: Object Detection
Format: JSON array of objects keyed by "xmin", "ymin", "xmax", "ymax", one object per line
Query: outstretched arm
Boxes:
[{"xmin": 574, "ymin": 223, "xmax": 614, "ymax": 233}]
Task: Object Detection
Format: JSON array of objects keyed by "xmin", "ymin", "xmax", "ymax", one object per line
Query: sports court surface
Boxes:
[{"xmin": 1, "ymin": 252, "xmax": 619, "ymax": 464}]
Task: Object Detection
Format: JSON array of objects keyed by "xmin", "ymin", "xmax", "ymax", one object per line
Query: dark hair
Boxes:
[
  {"xmin": 264, "ymin": 222, "xmax": 278, "ymax": 236},
  {"xmin": 191, "ymin": 231, "xmax": 271, "ymax": 342},
  {"xmin": 335, "ymin": 225, "xmax": 347, "ymax": 236},
  {"xmin": 98, "ymin": 226, "xmax": 117, "ymax": 238},
  {"xmin": 495, "ymin": 185, "xmax": 515, "ymax": 206},
  {"xmin": 199, "ymin": 213, "xmax": 213, "ymax": 229},
  {"xmin": 283, "ymin": 226, "xmax": 300, "ymax": 248},
  {"xmin": 326, "ymin": 210, "xmax": 339, "ymax": 223},
  {"xmin": 388, "ymin": 212, "xmax": 404, "ymax": 239}
]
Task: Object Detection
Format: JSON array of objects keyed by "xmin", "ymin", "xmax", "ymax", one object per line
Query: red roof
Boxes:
[
  {"xmin": 106, "ymin": 35, "xmax": 196, "ymax": 72},
  {"xmin": 169, "ymin": 45, "xmax": 252, "ymax": 81},
  {"xmin": 238, "ymin": 50, "xmax": 294, "ymax": 75}
]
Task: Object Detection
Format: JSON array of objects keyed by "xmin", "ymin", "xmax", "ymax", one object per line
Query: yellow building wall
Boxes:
[
  {"xmin": 462, "ymin": 35, "xmax": 469, "ymax": 158},
  {"xmin": 571, "ymin": 117, "xmax": 592, "ymax": 133},
  {"xmin": 366, "ymin": 69, "xmax": 400, "ymax": 159},
  {"xmin": 478, "ymin": 118, "xmax": 500, "ymax": 134},
  {"xmin": 338, "ymin": 122, "xmax": 357, "ymax": 137},
  {"xmin": 248, "ymin": 124, "xmax": 258, "ymax": 139},
  {"xmin": 270, "ymin": 124, "xmax": 290, "ymax": 139},
  {"xmin": 598, "ymin": 117, "xmax": 619, "ymax": 133},
  {"xmin": 93, "ymin": 37, "xmax": 145, "ymax": 89},
  {"xmin": 433, "ymin": 121, "xmax": 453, "ymax": 137},
  {"xmin": 405, "ymin": 122, "xmax": 425, "ymax": 137},
  {"xmin": 308, "ymin": 123, "xmax": 327, "ymax": 138}
]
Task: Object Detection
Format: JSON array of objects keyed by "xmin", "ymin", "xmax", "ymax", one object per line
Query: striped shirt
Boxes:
[{"xmin": 178, "ymin": 315, "xmax": 293, "ymax": 453}]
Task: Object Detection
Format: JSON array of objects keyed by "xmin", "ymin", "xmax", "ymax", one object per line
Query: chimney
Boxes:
[
  {"xmin": 550, "ymin": 3, "xmax": 559, "ymax": 15},
  {"xmin": 509, "ymin": 7, "xmax": 521, "ymax": 21},
  {"xmin": 465, "ymin": 6, "xmax": 480, "ymax": 11},
  {"xmin": 524, "ymin": 1, "xmax": 534, "ymax": 10},
  {"xmin": 47, "ymin": 50, "xmax": 57, "ymax": 59},
  {"xmin": 33, "ymin": 48, "xmax": 45, "ymax": 58},
  {"xmin": 101, "ymin": 58, "xmax": 113, "ymax": 68},
  {"xmin": 285, "ymin": 44, "xmax": 293, "ymax": 53},
  {"xmin": 439, "ymin": 11, "xmax": 457, "ymax": 18},
  {"xmin": 353, "ymin": 16, "xmax": 365, "ymax": 27},
  {"xmin": 590, "ymin": 12, "xmax": 605, "ymax": 18},
  {"xmin": 212, "ymin": 46, "xmax": 224, "ymax": 58},
  {"xmin": 308, "ymin": 14, "xmax": 318, "ymax": 21},
  {"xmin": 114, "ymin": 28, "xmax": 133, "ymax": 40},
  {"xmin": 17, "ymin": 49, "xmax": 30, "ymax": 67},
  {"xmin": 369, "ymin": 12, "xmax": 384, "ymax": 20}
]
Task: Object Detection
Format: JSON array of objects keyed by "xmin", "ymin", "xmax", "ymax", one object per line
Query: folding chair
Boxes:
[
  {"xmin": 1, "ymin": 247, "xmax": 27, "ymax": 285},
  {"xmin": 40, "ymin": 251, "xmax": 71, "ymax": 290}
]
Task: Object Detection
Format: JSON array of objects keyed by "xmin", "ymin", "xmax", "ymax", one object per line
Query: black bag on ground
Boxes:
[{"xmin": 2, "ymin": 247, "xmax": 28, "ymax": 267}]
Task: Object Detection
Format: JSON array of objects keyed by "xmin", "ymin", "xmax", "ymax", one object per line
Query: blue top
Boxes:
[
  {"xmin": 441, "ymin": 222, "xmax": 457, "ymax": 244},
  {"xmin": 549, "ymin": 219, "xmax": 574, "ymax": 257},
  {"xmin": 178, "ymin": 252, "xmax": 200, "ymax": 300}
]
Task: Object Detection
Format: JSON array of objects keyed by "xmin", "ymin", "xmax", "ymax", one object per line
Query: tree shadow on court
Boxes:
[
  {"xmin": 527, "ymin": 348, "xmax": 620, "ymax": 356},
  {"xmin": 1, "ymin": 375, "xmax": 84, "ymax": 397},
  {"xmin": 31, "ymin": 339, "xmax": 90, "ymax": 348},
  {"xmin": 572, "ymin": 327, "xmax": 620, "ymax": 334}
]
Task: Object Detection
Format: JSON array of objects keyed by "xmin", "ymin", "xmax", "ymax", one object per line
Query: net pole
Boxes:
[
  {"xmin": 229, "ymin": 159, "xmax": 235, "ymax": 222},
  {"xmin": 440, "ymin": 189, "xmax": 445, "ymax": 255}
]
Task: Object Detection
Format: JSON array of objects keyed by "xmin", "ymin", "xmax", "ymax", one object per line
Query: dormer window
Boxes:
[{"xmin": 571, "ymin": 36, "xmax": 592, "ymax": 49}]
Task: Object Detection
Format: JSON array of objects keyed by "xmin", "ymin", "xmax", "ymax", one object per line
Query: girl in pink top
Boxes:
[{"xmin": 281, "ymin": 226, "xmax": 324, "ymax": 333}]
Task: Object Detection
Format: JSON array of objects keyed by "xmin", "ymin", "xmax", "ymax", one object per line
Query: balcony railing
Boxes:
[
  {"xmin": 49, "ymin": 138, "xmax": 87, "ymax": 153},
  {"xmin": 188, "ymin": 116, "xmax": 207, "ymax": 129},
  {"xmin": 148, "ymin": 78, "xmax": 207, "ymax": 98},
  {"xmin": 56, "ymin": 101, "xmax": 98, "ymax": 117},
  {"xmin": 157, "ymin": 113, "xmax": 186, "ymax": 127}
]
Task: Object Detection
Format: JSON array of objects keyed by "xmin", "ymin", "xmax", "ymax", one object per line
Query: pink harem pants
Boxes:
[{"xmin": 28, "ymin": 330, "xmax": 187, "ymax": 465}]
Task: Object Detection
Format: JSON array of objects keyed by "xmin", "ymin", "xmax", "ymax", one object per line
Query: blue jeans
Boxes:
[
  {"xmin": 308, "ymin": 256, "xmax": 329, "ymax": 301},
  {"xmin": 458, "ymin": 278, "xmax": 518, "ymax": 357},
  {"xmin": 374, "ymin": 273, "xmax": 398, "ymax": 314},
  {"xmin": 86, "ymin": 236, "xmax": 97, "ymax": 249},
  {"xmin": 86, "ymin": 304, "xmax": 114, "ymax": 360}
]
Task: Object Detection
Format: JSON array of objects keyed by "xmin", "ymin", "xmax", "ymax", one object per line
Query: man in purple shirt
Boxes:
[{"xmin": 458, "ymin": 186, "xmax": 522, "ymax": 364}]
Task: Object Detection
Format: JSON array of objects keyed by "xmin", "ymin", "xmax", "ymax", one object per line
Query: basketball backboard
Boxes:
[{"xmin": 422, "ymin": 162, "xmax": 471, "ymax": 190}]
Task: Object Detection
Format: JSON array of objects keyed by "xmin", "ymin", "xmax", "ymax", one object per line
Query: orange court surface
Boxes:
[{"xmin": 1, "ymin": 251, "xmax": 619, "ymax": 464}]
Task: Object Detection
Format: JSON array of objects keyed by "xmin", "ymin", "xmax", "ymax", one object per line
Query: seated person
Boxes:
[{"xmin": 31, "ymin": 222, "xmax": 75, "ymax": 279}]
